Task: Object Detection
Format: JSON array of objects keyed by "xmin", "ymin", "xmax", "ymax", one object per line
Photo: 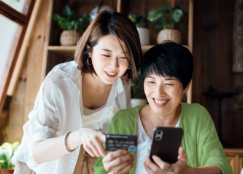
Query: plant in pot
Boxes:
[
  {"xmin": 52, "ymin": 4, "xmax": 89, "ymax": 46},
  {"xmin": 131, "ymin": 69, "xmax": 147, "ymax": 108},
  {"xmin": 128, "ymin": 13, "xmax": 150, "ymax": 45},
  {"xmin": 0, "ymin": 142, "xmax": 19, "ymax": 174},
  {"xmin": 147, "ymin": 5, "xmax": 185, "ymax": 44}
]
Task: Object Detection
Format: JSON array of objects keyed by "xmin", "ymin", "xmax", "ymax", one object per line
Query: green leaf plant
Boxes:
[
  {"xmin": 147, "ymin": 5, "xmax": 186, "ymax": 30},
  {"xmin": 0, "ymin": 142, "xmax": 19, "ymax": 169},
  {"xmin": 52, "ymin": 4, "xmax": 89, "ymax": 33},
  {"xmin": 128, "ymin": 13, "xmax": 147, "ymax": 28}
]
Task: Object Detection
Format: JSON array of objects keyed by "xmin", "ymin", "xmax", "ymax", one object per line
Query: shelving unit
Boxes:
[{"xmin": 42, "ymin": 0, "xmax": 193, "ymax": 103}]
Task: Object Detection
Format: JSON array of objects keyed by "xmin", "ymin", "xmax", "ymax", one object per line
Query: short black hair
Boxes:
[{"xmin": 141, "ymin": 41, "xmax": 193, "ymax": 89}]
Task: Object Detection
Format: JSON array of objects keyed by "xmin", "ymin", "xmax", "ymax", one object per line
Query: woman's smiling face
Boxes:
[
  {"xmin": 144, "ymin": 73, "xmax": 189, "ymax": 116},
  {"xmin": 90, "ymin": 34, "xmax": 130, "ymax": 85}
]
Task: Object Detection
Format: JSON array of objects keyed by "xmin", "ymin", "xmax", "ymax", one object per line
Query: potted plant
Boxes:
[
  {"xmin": 131, "ymin": 69, "xmax": 147, "ymax": 108},
  {"xmin": 52, "ymin": 4, "xmax": 89, "ymax": 46},
  {"xmin": 147, "ymin": 5, "xmax": 185, "ymax": 44},
  {"xmin": 129, "ymin": 13, "xmax": 150, "ymax": 45},
  {"xmin": 0, "ymin": 142, "xmax": 19, "ymax": 174}
]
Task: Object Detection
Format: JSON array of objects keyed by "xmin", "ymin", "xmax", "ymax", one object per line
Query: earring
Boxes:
[
  {"xmin": 127, "ymin": 66, "xmax": 131, "ymax": 69},
  {"xmin": 87, "ymin": 57, "xmax": 92, "ymax": 65},
  {"xmin": 185, "ymin": 91, "xmax": 188, "ymax": 95}
]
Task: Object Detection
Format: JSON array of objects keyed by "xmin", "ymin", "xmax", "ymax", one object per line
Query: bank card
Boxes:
[{"xmin": 105, "ymin": 134, "xmax": 138, "ymax": 153}]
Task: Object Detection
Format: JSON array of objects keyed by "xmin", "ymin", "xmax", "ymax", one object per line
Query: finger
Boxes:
[
  {"xmin": 108, "ymin": 154, "xmax": 134, "ymax": 168},
  {"xmin": 84, "ymin": 145, "xmax": 95, "ymax": 157},
  {"xmin": 92, "ymin": 136, "xmax": 107, "ymax": 157},
  {"xmin": 144, "ymin": 157, "xmax": 161, "ymax": 173},
  {"xmin": 120, "ymin": 162, "xmax": 133, "ymax": 173},
  {"xmin": 144, "ymin": 161, "xmax": 157, "ymax": 174},
  {"xmin": 103, "ymin": 150, "xmax": 127, "ymax": 163},
  {"xmin": 178, "ymin": 147, "xmax": 187, "ymax": 162},
  {"xmin": 109, "ymin": 160, "xmax": 134, "ymax": 173},
  {"xmin": 88, "ymin": 140, "xmax": 101, "ymax": 157},
  {"xmin": 152, "ymin": 155, "xmax": 170, "ymax": 170}
]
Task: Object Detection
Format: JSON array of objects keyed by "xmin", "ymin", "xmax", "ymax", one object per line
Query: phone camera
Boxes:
[{"xmin": 155, "ymin": 130, "xmax": 163, "ymax": 141}]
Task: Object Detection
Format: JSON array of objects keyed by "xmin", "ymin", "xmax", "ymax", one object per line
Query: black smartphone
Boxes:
[{"xmin": 149, "ymin": 127, "xmax": 183, "ymax": 164}]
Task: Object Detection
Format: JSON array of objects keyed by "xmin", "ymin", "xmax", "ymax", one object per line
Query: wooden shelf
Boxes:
[
  {"xmin": 48, "ymin": 45, "xmax": 157, "ymax": 57},
  {"xmin": 48, "ymin": 45, "xmax": 190, "ymax": 57}
]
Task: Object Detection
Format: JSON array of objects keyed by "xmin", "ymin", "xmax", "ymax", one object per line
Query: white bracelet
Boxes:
[{"xmin": 63, "ymin": 131, "xmax": 76, "ymax": 154}]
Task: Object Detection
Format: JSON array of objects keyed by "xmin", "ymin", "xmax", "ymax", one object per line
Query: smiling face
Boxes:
[
  {"xmin": 144, "ymin": 73, "xmax": 190, "ymax": 116},
  {"xmin": 89, "ymin": 34, "xmax": 130, "ymax": 85}
]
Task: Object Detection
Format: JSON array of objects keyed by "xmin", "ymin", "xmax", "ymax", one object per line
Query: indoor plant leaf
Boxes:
[
  {"xmin": 81, "ymin": 14, "xmax": 90, "ymax": 20},
  {"xmin": 58, "ymin": 20, "xmax": 69, "ymax": 30},
  {"xmin": 1, "ymin": 143, "xmax": 10, "ymax": 150},
  {"xmin": 153, "ymin": 17, "xmax": 170, "ymax": 29},
  {"xmin": 171, "ymin": 8, "xmax": 183, "ymax": 23},
  {"xmin": 147, "ymin": 9, "xmax": 163, "ymax": 22},
  {"xmin": 11, "ymin": 141, "xmax": 20, "ymax": 150},
  {"xmin": 0, "ymin": 148, "xmax": 8, "ymax": 161},
  {"xmin": 136, "ymin": 14, "xmax": 146, "ymax": 27},
  {"xmin": 128, "ymin": 13, "xmax": 136, "ymax": 23},
  {"xmin": 52, "ymin": 14, "xmax": 62, "ymax": 22},
  {"xmin": 62, "ymin": 4, "xmax": 72, "ymax": 18},
  {"xmin": 153, "ymin": 17, "xmax": 164, "ymax": 29},
  {"xmin": 77, "ymin": 22, "xmax": 85, "ymax": 29},
  {"xmin": 237, "ymin": 107, "xmax": 243, "ymax": 115},
  {"xmin": 159, "ymin": 5, "xmax": 172, "ymax": 14}
]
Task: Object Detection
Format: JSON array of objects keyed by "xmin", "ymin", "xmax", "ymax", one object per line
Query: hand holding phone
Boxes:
[{"xmin": 149, "ymin": 127, "xmax": 183, "ymax": 164}]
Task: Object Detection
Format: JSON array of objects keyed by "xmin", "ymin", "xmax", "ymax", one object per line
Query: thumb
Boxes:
[{"xmin": 178, "ymin": 147, "xmax": 187, "ymax": 162}]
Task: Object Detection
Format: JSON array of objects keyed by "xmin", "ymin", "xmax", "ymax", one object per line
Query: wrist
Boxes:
[{"xmin": 67, "ymin": 130, "xmax": 81, "ymax": 150}]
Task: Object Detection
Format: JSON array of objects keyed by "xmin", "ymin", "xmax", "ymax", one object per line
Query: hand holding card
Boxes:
[{"xmin": 105, "ymin": 134, "xmax": 138, "ymax": 153}]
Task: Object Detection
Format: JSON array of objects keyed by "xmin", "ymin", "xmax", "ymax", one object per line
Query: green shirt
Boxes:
[{"xmin": 94, "ymin": 102, "xmax": 233, "ymax": 174}]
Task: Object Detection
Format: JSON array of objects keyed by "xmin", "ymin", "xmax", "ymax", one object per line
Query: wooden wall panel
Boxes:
[{"xmin": 193, "ymin": 0, "xmax": 243, "ymax": 148}]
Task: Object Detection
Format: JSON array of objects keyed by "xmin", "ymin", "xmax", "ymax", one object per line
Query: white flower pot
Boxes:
[
  {"xmin": 131, "ymin": 98, "xmax": 147, "ymax": 108},
  {"xmin": 137, "ymin": 28, "xmax": 150, "ymax": 45}
]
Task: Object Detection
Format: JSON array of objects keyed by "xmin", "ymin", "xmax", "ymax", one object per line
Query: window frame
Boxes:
[{"xmin": 0, "ymin": 0, "xmax": 36, "ymax": 115}]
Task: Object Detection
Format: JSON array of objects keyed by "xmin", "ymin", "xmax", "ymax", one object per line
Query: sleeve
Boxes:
[
  {"xmin": 27, "ymin": 74, "xmax": 59, "ymax": 142},
  {"xmin": 22, "ymin": 72, "xmax": 60, "ymax": 168},
  {"xmin": 197, "ymin": 107, "xmax": 233, "ymax": 174}
]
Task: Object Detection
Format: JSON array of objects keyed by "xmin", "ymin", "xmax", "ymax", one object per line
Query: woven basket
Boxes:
[
  {"xmin": 60, "ymin": 30, "xmax": 81, "ymax": 46},
  {"xmin": 157, "ymin": 29, "xmax": 182, "ymax": 44}
]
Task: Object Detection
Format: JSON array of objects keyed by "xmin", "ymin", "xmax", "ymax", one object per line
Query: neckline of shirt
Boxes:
[
  {"xmin": 138, "ymin": 114, "xmax": 181, "ymax": 141},
  {"xmin": 83, "ymin": 104, "xmax": 107, "ymax": 116}
]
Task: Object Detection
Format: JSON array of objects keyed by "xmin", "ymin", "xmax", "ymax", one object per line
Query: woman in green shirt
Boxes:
[{"xmin": 94, "ymin": 41, "xmax": 232, "ymax": 174}]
